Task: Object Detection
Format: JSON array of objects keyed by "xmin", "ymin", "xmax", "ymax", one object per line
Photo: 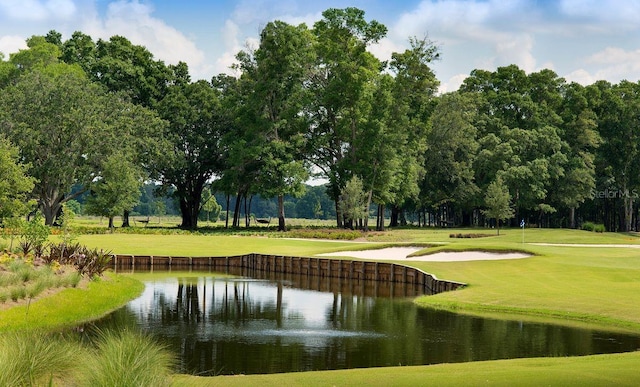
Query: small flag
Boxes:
[{"xmin": 520, "ymin": 219, "xmax": 525, "ymax": 228}]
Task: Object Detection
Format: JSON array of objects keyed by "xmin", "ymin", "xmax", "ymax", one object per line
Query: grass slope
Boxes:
[
  {"xmin": 174, "ymin": 352, "xmax": 640, "ymax": 386},
  {"xmin": 0, "ymin": 273, "xmax": 144, "ymax": 331}
]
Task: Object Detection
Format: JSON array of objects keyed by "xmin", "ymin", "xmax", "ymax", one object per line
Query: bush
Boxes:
[
  {"xmin": 73, "ymin": 248, "xmax": 113, "ymax": 279},
  {"xmin": 582, "ymin": 222, "xmax": 605, "ymax": 233}
]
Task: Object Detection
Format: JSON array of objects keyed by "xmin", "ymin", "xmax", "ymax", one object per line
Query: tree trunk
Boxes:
[
  {"xmin": 335, "ymin": 200, "xmax": 343, "ymax": 228},
  {"xmin": 389, "ymin": 205, "xmax": 399, "ymax": 228},
  {"xmin": 121, "ymin": 210, "xmax": 131, "ymax": 227},
  {"xmin": 178, "ymin": 187, "xmax": 202, "ymax": 230},
  {"xmin": 363, "ymin": 190, "xmax": 373, "ymax": 232},
  {"xmin": 376, "ymin": 203, "xmax": 385, "ymax": 231},
  {"xmin": 225, "ymin": 194, "xmax": 230, "ymax": 228},
  {"xmin": 569, "ymin": 207, "xmax": 576, "ymax": 229},
  {"xmin": 108, "ymin": 216, "xmax": 115, "ymax": 229},
  {"xmin": 624, "ymin": 196, "xmax": 633, "ymax": 232},
  {"xmin": 41, "ymin": 198, "xmax": 62, "ymax": 226},
  {"xmin": 277, "ymin": 195, "xmax": 286, "ymax": 231},
  {"xmin": 233, "ymin": 192, "xmax": 242, "ymax": 228}
]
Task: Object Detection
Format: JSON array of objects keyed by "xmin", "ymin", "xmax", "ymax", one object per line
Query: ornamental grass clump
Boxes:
[
  {"xmin": 81, "ymin": 329, "xmax": 175, "ymax": 387},
  {"xmin": 0, "ymin": 331, "xmax": 83, "ymax": 386}
]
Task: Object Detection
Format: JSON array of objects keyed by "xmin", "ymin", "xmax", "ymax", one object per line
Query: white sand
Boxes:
[{"xmin": 317, "ymin": 247, "xmax": 531, "ymax": 262}]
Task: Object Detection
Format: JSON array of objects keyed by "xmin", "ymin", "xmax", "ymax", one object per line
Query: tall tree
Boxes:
[
  {"xmin": 236, "ymin": 21, "xmax": 314, "ymax": 231},
  {"xmin": 460, "ymin": 65, "xmax": 569, "ymax": 225},
  {"xmin": 155, "ymin": 80, "xmax": 227, "ymax": 230},
  {"xmin": 57, "ymin": 31, "xmax": 177, "ymax": 226},
  {"xmin": 588, "ymin": 80, "xmax": 640, "ymax": 231},
  {"xmin": 421, "ymin": 92, "xmax": 481, "ymax": 223},
  {"xmin": 307, "ymin": 7, "xmax": 387, "ymax": 227},
  {"xmin": 553, "ymin": 82, "xmax": 600, "ymax": 228},
  {"xmin": 386, "ymin": 36, "xmax": 440, "ymax": 228}
]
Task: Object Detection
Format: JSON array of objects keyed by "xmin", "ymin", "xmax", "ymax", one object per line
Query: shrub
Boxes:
[
  {"xmin": 73, "ymin": 248, "xmax": 113, "ymax": 279},
  {"xmin": 582, "ymin": 222, "xmax": 605, "ymax": 232},
  {"xmin": 582, "ymin": 221, "xmax": 595, "ymax": 232}
]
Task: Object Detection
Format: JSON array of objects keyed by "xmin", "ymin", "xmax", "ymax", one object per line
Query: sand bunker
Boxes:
[{"xmin": 318, "ymin": 247, "xmax": 530, "ymax": 262}]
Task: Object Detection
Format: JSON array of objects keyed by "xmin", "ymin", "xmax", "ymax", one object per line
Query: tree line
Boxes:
[{"xmin": 0, "ymin": 7, "xmax": 639, "ymax": 232}]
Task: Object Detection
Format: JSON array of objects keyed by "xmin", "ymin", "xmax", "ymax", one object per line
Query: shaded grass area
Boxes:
[
  {"xmin": 0, "ymin": 273, "xmax": 144, "ymax": 331},
  {"xmin": 174, "ymin": 351, "xmax": 640, "ymax": 386}
]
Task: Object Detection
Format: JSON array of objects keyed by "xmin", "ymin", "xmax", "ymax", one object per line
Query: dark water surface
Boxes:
[{"xmin": 93, "ymin": 270, "xmax": 640, "ymax": 376}]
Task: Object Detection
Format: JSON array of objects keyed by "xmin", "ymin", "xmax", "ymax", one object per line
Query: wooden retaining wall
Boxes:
[{"xmin": 110, "ymin": 253, "xmax": 465, "ymax": 295}]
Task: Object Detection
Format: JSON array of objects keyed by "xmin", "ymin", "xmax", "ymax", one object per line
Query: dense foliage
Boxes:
[{"xmin": 1, "ymin": 7, "xmax": 640, "ymax": 231}]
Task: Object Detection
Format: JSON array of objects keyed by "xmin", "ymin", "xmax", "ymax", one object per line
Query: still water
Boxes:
[{"xmin": 94, "ymin": 270, "xmax": 640, "ymax": 376}]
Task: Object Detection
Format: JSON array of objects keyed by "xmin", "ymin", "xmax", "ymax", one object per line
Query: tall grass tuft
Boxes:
[
  {"xmin": 81, "ymin": 329, "xmax": 175, "ymax": 387},
  {"xmin": 0, "ymin": 331, "xmax": 83, "ymax": 386}
]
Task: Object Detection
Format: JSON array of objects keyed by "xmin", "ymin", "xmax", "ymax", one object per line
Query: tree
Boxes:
[
  {"xmin": 482, "ymin": 176, "xmax": 514, "ymax": 235},
  {"xmin": 553, "ymin": 82, "xmax": 600, "ymax": 228},
  {"xmin": 421, "ymin": 92, "xmax": 480, "ymax": 225},
  {"xmin": 588, "ymin": 80, "xmax": 640, "ymax": 231},
  {"xmin": 386, "ymin": 36, "xmax": 440, "ymax": 228},
  {"xmin": 0, "ymin": 135, "xmax": 35, "ymax": 220},
  {"xmin": 155, "ymin": 79, "xmax": 227, "ymax": 230},
  {"xmin": 201, "ymin": 187, "xmax": 222, "ymax": 224},
  {"xmin": 338, "ymin": 176, "xmax": 368, "ymax": 229},
  {"xmin": 0, "ymin": 41, "xmax": 165, "ymax": 226},
  {"xmin": 308, "ymin": 7, "xmax": 387, "ymax": 227},
  {"xmin": 57, "ymin": 31, "xmax": 176, "ymax": 227},
  {"xmin": 235, "ymin": 20, "xmax": 314, "ymax": 231},
  {"xmin": 460, "ymin": 65, "xmax": 569, "ymax": 226},
  {"xmin": 84, "ymin": 154, "xmax": 144, "ymax": 229}
]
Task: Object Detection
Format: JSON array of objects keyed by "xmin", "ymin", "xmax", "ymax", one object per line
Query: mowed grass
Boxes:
[
  {"xmin": 0, "ymin": 273, "xmax": 144, "ymax": 331},
  {"xmin": 175, "ymin": 352, "xmax": 640, "ymax": 386},
  {"xmin": 76, "ymin": 233, "xmax": 376, "ymax": 257}
]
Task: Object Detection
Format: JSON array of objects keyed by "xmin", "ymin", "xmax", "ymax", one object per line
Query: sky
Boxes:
[{"xmin": 1, "ymin": 0, "xmax": 639, "ymax": 92}]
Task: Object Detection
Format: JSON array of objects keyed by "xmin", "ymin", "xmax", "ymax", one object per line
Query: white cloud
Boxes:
[
  {"xmin": 0, "ymin": 0, "xmax": 76, "ymax": 21},
  {"xmin": 564, "ymin": 68, "xmax": 595, "ymax": 85},
  {"xmin": 585, "ymin": 47, "xmax": 640, "ymax": 82},
  {"xmin": 0, "ymin": 35, "xmax": 27, "ymax": 57},
  {"xmin": 439, "ymin": 73, "xmax": 468, "ymax": 94},
  {"xmin": 494, "ymin": 34, "xmax": 536, "ymax": 73},
  {"xmin": 80, "ymin": 1, "xmax": 206, "ymax": 79}
]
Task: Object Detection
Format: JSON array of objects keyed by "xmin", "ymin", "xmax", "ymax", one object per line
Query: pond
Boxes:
[{"xmin": 92, "ymin": 270, "xmax": 640, "ymax": 376}]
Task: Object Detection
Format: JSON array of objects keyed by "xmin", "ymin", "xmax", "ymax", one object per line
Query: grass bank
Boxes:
[
  {"xmin": 174, "ymin": 351, "xmax": 640, "ymax": 386},
  {"xmin": 0, "ymin": 273, "xmax": 143, "ymax": 331}
]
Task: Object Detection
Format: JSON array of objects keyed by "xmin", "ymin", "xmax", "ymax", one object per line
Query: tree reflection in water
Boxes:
[{"xmin": 94, "ymin": 271, "xmax": 640, "ymax": 376}]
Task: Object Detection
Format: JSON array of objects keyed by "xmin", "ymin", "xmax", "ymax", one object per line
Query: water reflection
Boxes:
[{"xmin": 94, "ymin": 271, "xmax": 640, "ymax": 376}]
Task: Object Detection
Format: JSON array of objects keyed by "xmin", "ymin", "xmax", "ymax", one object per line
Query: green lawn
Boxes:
[
  {"xmin": 174, "ymin": 352, "xmax": 640, "ymax": 386},
  {"xmin": 0, "ymin": 273, "xmax": 143, "ymax": 331}
]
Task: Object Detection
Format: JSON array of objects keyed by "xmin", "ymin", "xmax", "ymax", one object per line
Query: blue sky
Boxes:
[{"xmin": 1, "ymin": 0, "xmax": 639, "ymax": 92}]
